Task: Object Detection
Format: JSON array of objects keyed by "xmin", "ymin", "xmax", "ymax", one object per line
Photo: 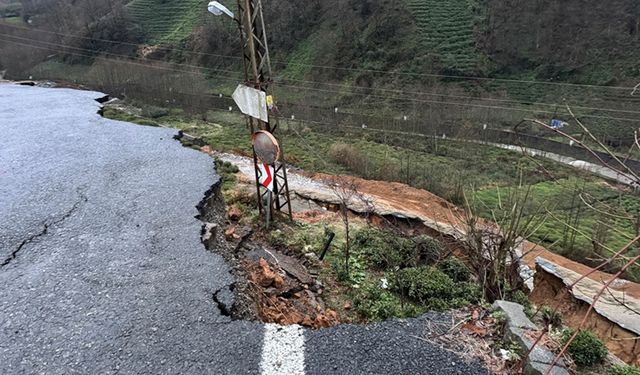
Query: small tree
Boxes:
[
  {"xmin": 325, "ymin": 175, "xmax": 367, "ymax": 279},
  {"xmin": 461, "ymin": 176, "xmax": 547, "ymax": 301}
]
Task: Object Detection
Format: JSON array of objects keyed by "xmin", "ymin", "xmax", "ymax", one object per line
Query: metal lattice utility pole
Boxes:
[{"xmin": 234, "ymin": 0, "xmax": 292, "ymax": 220}]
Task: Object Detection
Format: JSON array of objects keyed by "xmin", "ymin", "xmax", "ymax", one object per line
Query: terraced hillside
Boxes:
[
  {"xmin": 127, "ymin": 0, "xmax": 204, "ymax": 43},
  {"xmin": 406, "ymin": 0, "xmax": 484, "ymax": 74}
]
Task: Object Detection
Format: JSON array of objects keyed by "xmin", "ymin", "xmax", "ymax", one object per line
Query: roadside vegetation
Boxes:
[{"xmin": 260, "ymin": 217, "xmax": 482, "ymax": 323}]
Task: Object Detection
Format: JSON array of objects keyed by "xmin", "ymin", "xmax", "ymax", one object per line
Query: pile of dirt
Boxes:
[
  {"xmin": 243, "ymin": 257, "xmax": 339, "ymax": 328},
  {"xmin": 202, "ymin": 170, "xmax": 341, "ymax": 329},
  {"xmin": 312, "ymin": 173, "xmax": 466, "ymax": 226}
]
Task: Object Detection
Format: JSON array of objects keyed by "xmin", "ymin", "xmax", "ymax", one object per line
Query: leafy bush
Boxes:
[
  {"xmin": 353, "ymin": 228, "xmax": 445, "ymax": 270},
  {"xmin": 608, "ymin": 365, "xmax": 640, "ymax": 375},
  {"xmin": 540, "ymin": 306, "xmax": 562, "ymax": 328},
  {"xmin": 437, "ymin": 257, "xmax": 471, "ymax": 282},
  {"xmin": 352, "ymin": 279, "xmax": 422, "ymax": 321},
  {"xmin": 561, "ymin": 329, "xmax": 608, "ymax": 367},
  {"xmin": 353, "ymin": 228, "xmax": 412, "ymax": 269},
  {"xmin": 334, "ymin": 253, "xmax": 367, "ymax": 285},
  {"xmin": 414, "ymin": 235, "xmax": 446, "ymax": 265},
  {"xmin": 490, "ymin": 310, "xmax": 507, "ymax": 324},
  {"xmin": 215, "ymin": 159, "xmax": 240, "ymax": 175},
  {"xmin": 392, "ymin": 266, "xmax": 480, "ymax": 310}
]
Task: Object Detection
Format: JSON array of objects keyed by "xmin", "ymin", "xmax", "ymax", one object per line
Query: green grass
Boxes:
[
  {"xmin": 102, "ymin": 107, "xmax": 160, "ymax": 127},
  {"xmin": 474, "ymin": 179, "xmax": 640, "ymax": 280},
  {"xmin": 0, "ymin": 16, "xmax": 22, "ymax": 24},
  {"xmin": 126, "ymin": 0, "xmax": 204, "ymax": 43},
  {"xmin": 280, "ymin": 36, "xmax": 317, "ymax": 80}
]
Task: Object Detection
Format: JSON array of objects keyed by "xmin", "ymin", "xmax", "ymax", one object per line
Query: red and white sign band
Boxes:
[{"xmin": 258, "ymin": 163, "xmax": 274, "ymax": 192}]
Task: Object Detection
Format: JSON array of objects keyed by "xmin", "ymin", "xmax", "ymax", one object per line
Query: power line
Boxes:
[
  {"xmin": 0, "ymin": 32, "xmax": 245, "ymax": 79},
  {"xmin": 4, "ymin": 30, "xmax": 639, "ymax": 117},
  {"xmin": 274, "ymin": 83, "xmax": 640, "ymax": 123},
  {"xmin": 0, "ymin": 22, "xmax": 246, "ymax": 58},
  {"xmin": 1, "ymin": 22, "xmax": 638, "ymax": 91},
  {"xmin": 3, "ymin": 34, "xmax": 639, "ymax": 123},
  {"xmin": 3, "ymin": 28, "xmax": 640, "ymax": 114},
  {"xmin": 278, "ymin": 77, "xmax": 640, "ymax": 115},
  {"xmin": 0, "ymin": 36, "xmax": 244, "ymax": 84}
]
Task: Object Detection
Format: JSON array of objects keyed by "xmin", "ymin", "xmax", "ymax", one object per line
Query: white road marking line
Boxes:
[{"xmin": 260, "ymin": 324, "xmax": 305, "ymax": 375}]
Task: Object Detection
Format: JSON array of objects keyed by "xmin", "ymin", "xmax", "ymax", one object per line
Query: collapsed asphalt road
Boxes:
[{"xmin": 0, "ymin": 84, "xmax": 488, "ymax": 374}]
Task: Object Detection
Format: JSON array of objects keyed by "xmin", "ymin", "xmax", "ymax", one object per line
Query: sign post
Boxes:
[
  {"xmin": 209, "ymin": 0, "xmax": 292, "ymax": 224},
  {"xmin": 251, "ymin": 130, "xmax": 290, "ymax": 226}
]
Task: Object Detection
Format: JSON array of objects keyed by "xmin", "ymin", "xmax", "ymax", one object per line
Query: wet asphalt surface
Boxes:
[{"xmin": 0, "ymin": 84, "xmax": 488, "ymax": 374}]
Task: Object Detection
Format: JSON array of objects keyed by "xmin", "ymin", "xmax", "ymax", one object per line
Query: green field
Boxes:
[
  {"xmin": 406, "ymin": 0, "xmax": 484, "ymax": 74},
  {"xmin": 126, "ymin": 0, "xmax": 204, "ymax": 43}
]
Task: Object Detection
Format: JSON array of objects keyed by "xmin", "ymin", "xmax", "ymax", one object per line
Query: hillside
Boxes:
[
  {"xmin": 2, "ymin": 0, "xmax": 638, "ymax": 141},
  {"xmin": 5, "ymin": 0, "xmax": 639, "ymax": 85}
]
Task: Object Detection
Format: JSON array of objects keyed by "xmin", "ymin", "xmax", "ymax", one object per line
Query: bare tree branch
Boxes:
[
  {"xmin": 564, "ymin": 104, "xmax": 640, "ymax": 182},
  {"xmin": 544, "ymin": 252, "xmax": 640, "ymax": 375},
  {"xmin": 324, "ymin": 175, "xmax": 362, "ymax": 278},
  {"xmin": 524, "ymin": 118, "xmax": 639, "ymax": 182},
  {"xmin": 523, "ymin": 234, "xmax": 640, "ymax": 371}
]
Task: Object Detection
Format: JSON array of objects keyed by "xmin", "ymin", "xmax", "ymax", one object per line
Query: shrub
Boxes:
[
  {"xmin": 437, "ymin": 257, "xmax": 472, "ymax": 282},
  {"xmin": 328, "ymin": 143, "xmax": 374, "ymax": 178},
  {"xmin": 392, "ymin": 266, "xmax": 480, "ymax": 310},
  {"xmin": 215, "ymin": 159, "xmax": 240, "ymax": 175},
  {"xmin": 141, "ymin": 105, "xmax": 169, "ymax": 119},
  {"xmin": 490, "ymin": 310, "xmax": 507, "ymax": 324},
  {"xmin": 414, "ymin": 235, "xmax": 446, "ymax": 265},
  {"xmin": 333, "ymin": 253, "xmax": 367, "ymax": 285},
  {"xmin": 561, "ymin": 329, "xmax": 608, "ymax": 367},
  {"xmin": 608, "ymin": 365, "xmax": 640, "ymax": 375},
  {"xmin": 353, "ymin": 228, "xmax": 445, "ymax": 270},
  {"xmin": 353, "ymin": 228, "xmax": 414, "ymax": 269},
  {"xmin": 540, "ymin": 306, "xmax": 562, "ymax": 328},
  {"xmin": 353, "ymin": 279, "xmax": 422, "ymax": 321}
]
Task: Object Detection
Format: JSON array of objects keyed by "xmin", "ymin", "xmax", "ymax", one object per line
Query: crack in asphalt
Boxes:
[
  {"xmin": 212, "ymin": 287, "xmax": 232, "ymax": 317},
  {"xmin": 1, "ymin": 188, "xmax": 88, "ymax": 268}
]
